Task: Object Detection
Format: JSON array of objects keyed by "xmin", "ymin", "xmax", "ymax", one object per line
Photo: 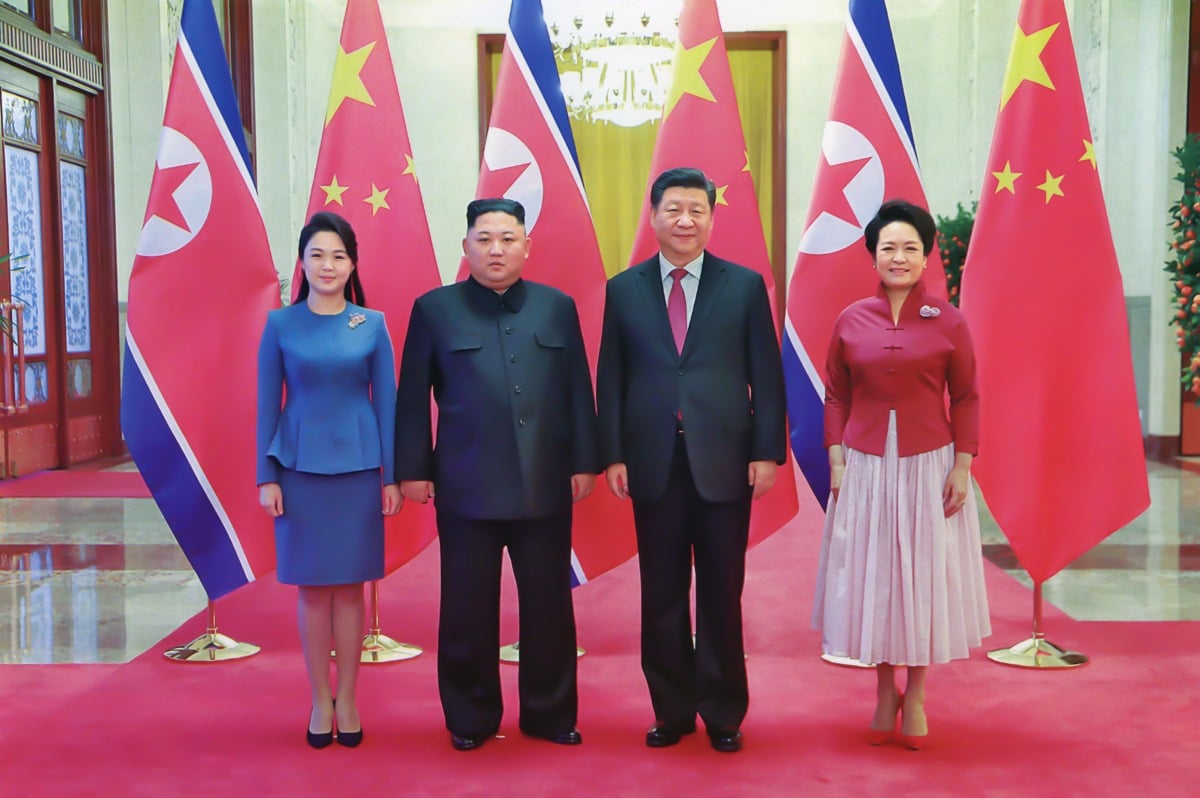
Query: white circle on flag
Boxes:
[
  {"xmin": 136, "ymin": 126, "xmax": 212, "ymax": 258},
  {"xmin": 482, "ymin": 127, "xmax": 543, "ymax": 233},
  {"xmin": 798, "ymin": 121, "xmax": 884, "ymax": 256}
]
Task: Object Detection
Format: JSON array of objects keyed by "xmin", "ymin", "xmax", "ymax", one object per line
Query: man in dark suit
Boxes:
[
  {"xmin": 395, "ymin": 198, "xmax": 599, "ymax": 751},
  {"xmin": 596, "ymin": 168, "xmax": 787, "ymax": 753}
]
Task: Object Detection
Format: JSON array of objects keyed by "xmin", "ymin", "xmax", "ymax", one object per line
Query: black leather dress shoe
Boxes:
[
  {"xmin": 709, "ymin": 730, "xmax": 743, "ymax": 753},
  {"xmin": 450, "ymin": 733, "xmax": 486, "ymax": 751},
  {"xmin": 524, "ymin": 728, "xmax": 583, "ymax": 745},
  {"xmin": 646, "ymin": 723, "xmax": 697, "ymax": 748},
  {"xmin": 546, "ymin": 728, "xmax": 583, "ymax": 745}
]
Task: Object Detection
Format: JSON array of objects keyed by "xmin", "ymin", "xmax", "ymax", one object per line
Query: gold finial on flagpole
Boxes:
[{"xmin": 163, "ymin": 600, "xmax": 260, "ymax": 662}]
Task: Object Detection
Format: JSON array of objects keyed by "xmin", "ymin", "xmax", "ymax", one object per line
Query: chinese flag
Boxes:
[
  {"xmin": 784, "ymin": 0, "xmax": 944, "ymax": 509},
  {"xmin": 630, "ymin": 0, "xmax": 798, "ymax": 545},
  {"xmin": 470, "ymin": 0, "xmax": 635, "ymax": 584},
  {"xmin": 959, "ymin": 0, "xmax": 1148, "ymax": 585},
  {"xmin": 302, "ymin": 0, "xmax": 442, "ymax": 573}
]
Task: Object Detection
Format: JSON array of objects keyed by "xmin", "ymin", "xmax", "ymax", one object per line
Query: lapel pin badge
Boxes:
[
  {"xmin": 919, "ymin": 305, "xmax": 940, "ymax": 318},
  {"xmin": 348, "ymin": 313, "xmax": 366, "ymax": 329}
]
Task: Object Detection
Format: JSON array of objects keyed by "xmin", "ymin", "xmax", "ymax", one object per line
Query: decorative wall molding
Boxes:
[{"xmin": 0, "ymin": 18, "xmax": 103, "ymax": 92}]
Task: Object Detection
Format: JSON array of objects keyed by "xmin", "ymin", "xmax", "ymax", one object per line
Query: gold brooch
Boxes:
[{"xmin": 348, "ymin": 313, "xmax": 366, "ymax": 329}]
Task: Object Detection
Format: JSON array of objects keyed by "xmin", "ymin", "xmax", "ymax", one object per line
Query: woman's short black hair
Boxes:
[
  {"xmin": 863, "ymin": 199, "xmax": 937, "ymax": 256},
  {"xmin": 295, "ymin": 211, "xmax": 367, "ymax": 306}
]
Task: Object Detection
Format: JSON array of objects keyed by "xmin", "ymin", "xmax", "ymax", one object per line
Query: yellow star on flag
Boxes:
[
  {"xmin": 325, "ymin": 42, "xmax": 377, "ymax": 125},
  {"xmin": 715, "ymin": 184, "xmax": 729, "ymax": 207},
  {"xmin": 320, "ymin": 175, "xmax": 349, "ymax": 206},
  {"xmin": 403, "ymin": 153, "xmax": 418, "ymax": 184},
  {"xmin": 664, "ymin": 36, "xmax": 718, "ymax": 118},
  {"xmin": 1079, "ymin": 139, "xmax": 1097, "ymax": 170},
  {"xmin": 1000, "ymin": 23, "xmax": 1058, "ymax": 109},
  {"xmin": 992, "ymin": 161, "xmax": 1022, "ymax": 194},
  {"xmin": 1036, "ymin": 170, "xmax": 1065, "ymax": 204},
  {"xmin": 742, "ymin": 151, "xmax": 752, "ymax": 174},
  {"xmin": 364, "ymin": 183, "xmax": 390, "ymax": 215}
]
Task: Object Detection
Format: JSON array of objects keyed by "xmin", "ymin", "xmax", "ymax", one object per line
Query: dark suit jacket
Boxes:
[
  {"xmin": 596, "ymin": 252, "xmax": 787, "ymax": 503},
  {"xmin": 395, "ymin": 277, "xmax": 600, "ymax": 520}
]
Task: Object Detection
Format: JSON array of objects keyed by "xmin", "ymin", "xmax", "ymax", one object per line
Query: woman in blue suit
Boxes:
[{"xmin": 256, "ymin": 212, "xmax": 402, "ymax": 749}]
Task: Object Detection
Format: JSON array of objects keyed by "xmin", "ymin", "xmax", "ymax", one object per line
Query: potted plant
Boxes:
[
  {"xmin": 1166, "ymin": 133, "xmax": 1200, "ymax": 393},
  {"xmin": 936, "ymin": 202, "xmax": 975, "ymax": 307}
]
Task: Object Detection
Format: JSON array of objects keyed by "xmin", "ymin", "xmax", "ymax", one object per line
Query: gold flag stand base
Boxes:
[
  {"xmin": 499, "ymin": 640, "xmax": 586, "ymax": 664},
  {"xmin": 986, "ymin": 635, "xmax": 1088, "ymax": 668},
  {"xmin": 361, "ymin": 632, "xmax": 422, "ymax": 663},
  {"xmin": 164, "ymin": 601, "xmax": 260, "ymax": 662},
  {"xmin": 333, "ymin": 582, "xmax": 423, "ymax": 664},
  {"xmin": 987, "ymin": 582, "xmax": 1088, "ymax": 669},
  {"xmin": 820, "ymin": 653, "xmax": 873, "ymax": 668}
]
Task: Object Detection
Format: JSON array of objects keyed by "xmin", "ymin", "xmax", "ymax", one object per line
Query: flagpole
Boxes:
[
  {"xmin": 357, "ymin": 581, "xmax": 422, "ymax": 663},
  {"xmin": 986, "ymin": 580, "xmax": 1088, "ymax": 668},
  {"xmin": 163, "ymin": 600, "xmax": 260, "ymax": 662}
]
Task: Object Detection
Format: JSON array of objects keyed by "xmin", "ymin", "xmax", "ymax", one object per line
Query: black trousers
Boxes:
[
  {"xmin": 632, "ymin": 436, "xmax": 752, "ymax": 734},
  {"xmin": 435, "ymin": 507, "xmax": 578, "ymax": 738}
]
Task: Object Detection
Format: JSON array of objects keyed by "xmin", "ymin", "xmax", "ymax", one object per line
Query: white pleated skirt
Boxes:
[{"xmin": 812, "ymin": 412, "xmax": 991, "ymax": 666}]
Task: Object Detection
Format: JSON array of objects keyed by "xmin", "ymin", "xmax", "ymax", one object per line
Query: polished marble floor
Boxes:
[{"xmin": 1, "ymin": 460, "xmax": 1196, "ymax": 664}]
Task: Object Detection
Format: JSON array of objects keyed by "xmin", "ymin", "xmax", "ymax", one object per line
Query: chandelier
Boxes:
[{"xmin": 547, "ymin": 9, "xmax": 678, "ymax": 128}]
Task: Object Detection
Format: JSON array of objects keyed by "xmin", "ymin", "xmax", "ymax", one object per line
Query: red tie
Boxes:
[{"xmin": 667, "ymin": 268, "xmax": 688, "ymax": 354}]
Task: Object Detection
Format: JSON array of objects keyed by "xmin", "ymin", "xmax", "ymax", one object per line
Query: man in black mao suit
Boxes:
[
  {"xmin": 596, "ymin": 168, "xmax": 787, "ymax": 753},
  {"xmin": 395, "ymin": 198, "xmax": 599, "ymax": 751}
]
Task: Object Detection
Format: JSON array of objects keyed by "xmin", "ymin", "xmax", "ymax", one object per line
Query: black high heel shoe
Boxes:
[
  {"xmin": 307, "ymin": 702, "xmax": 334, "ymax": 749},
  {"xmin": 334, "ymin": 699, "xmax": 363, "ymax": 748},
  {"xmin": 307, "ymin": 728, "xmax": 334, "ymax": 749},
  {"xmin": 337, "ymin": 728, "xmax": 363, "ymax": 748}
]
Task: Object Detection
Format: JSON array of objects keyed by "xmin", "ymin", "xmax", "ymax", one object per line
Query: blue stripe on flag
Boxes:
[
  {"xmin": 120, "ymin": 348, "xmax": 251, "ymax": 599},
  {"xmin": 850, "ymin": 0, "xmax": 915, "ymax": 149},
  {"xmin": 181, "ymin": 0, "xmax": 253, "ymax": 177},
  {"xmin": 783, "ymin": 333, "xmax": 830, "ymax": 510},
  {"xmin": 508, "ymin": 0, "xmax": 583, "ymax": 173}
]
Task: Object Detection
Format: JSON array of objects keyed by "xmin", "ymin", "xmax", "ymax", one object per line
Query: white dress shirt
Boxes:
[{"xmin": 658, "ymin": 253, "xmax": 703, "ymax": 325}]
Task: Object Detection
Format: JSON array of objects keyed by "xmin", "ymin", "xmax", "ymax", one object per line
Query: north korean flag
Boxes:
[
  {"xmin": 470, "ymin": 0, "xmax": 635, "ymax": 585},
  {"xmin": 121, "ymin": 0, "xmax": 280, "ymax": 600},
  {"xmin": 784, "ymin": 0, "xmax": 945, "ymax": 508}
]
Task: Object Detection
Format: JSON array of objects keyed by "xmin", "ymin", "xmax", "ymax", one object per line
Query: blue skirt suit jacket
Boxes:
[{"xmin": 256, "ymin": 302, "xmax": 396, "ymax": 584}]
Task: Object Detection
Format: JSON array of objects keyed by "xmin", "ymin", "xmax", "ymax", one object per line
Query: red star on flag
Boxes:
[
  {"xmin": 480, "ymin": 158, "xmax": 532, "ymax": 200},
  {"xmin": 145, "ymin": 160, "xmax": 200, "ymax": 231},
  {"xmin": 819, "ymin": 152, "xmax": 872, "ymax": 227}
]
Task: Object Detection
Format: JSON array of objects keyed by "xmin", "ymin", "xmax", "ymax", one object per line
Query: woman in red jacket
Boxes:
[{"xmin": 813, "ymin": 199, "xmax": 991, "ymax": 750}]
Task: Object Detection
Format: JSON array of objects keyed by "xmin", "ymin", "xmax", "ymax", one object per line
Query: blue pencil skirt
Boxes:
[{"xmin": 274, "ymin": 467, "xmax": 384, "ymax": 586}]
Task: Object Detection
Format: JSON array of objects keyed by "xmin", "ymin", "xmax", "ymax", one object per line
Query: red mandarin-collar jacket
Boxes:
[{"xmin": 823, "ymin": 279, "xmax": 980, "ymax": 458}]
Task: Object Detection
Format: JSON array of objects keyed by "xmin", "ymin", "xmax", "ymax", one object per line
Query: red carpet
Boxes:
[
  {"xmin": 2, "ymin": 495, "xmax": 1198, "ymax": 797},
  {"xmin": 0, "ymin": 468, "xmax": 150, "ymax": 498}
]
